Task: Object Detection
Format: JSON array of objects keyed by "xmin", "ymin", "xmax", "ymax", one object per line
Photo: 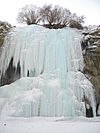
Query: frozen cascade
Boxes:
[{"xmin": 0, "ymin": 25, "xmax": 96, "ymax": 117}]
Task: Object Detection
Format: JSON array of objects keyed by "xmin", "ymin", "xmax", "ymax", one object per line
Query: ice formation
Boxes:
[{"xmin": 0, "ymin": 25, "xmax": 96, "ymax": 117}]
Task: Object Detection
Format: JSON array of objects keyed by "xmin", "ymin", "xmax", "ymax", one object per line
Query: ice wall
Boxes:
[{"xmin": 0, "ymin": 25, "xmax": 96, "ymax": 117}]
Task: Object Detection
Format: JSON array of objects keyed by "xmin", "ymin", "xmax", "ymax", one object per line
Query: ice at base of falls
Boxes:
[
  {"xmin": 0, "ymin": 73, "xmax": 95, "ymax": 117},
  {"xmin": 0, "ymin": 25, "xmax": 96, "ymax": 117}
]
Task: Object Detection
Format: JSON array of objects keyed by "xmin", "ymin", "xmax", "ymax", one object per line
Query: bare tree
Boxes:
[
  {"xmin": 71, "ymin": 13, "xmax": 85, "ymax": 24},
  {"xmin": 39, "ymin": 5, "xmax": 72, "ymax": 28},
  {"xmin": 17, "ymin": 5, "xmax": 39, "ymax": 25},
  {"xmin": 39, "ymin": 4, "xmax": 53, "ymax": 25},
  {"xmin": 60, "ymin": 8, "xmax": 71, "ymax": 25},
  {"xmin": 69, "ymin": 13, "xmax": 85, "ymax": 29},
  {"xmin": 17, "ymin": 4, "xmax": 85, "ymax": 29}
]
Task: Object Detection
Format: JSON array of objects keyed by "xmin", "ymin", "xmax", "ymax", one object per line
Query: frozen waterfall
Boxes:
[{"xmin": 0, "ymin": 25, "xmax": 96, "ymax": 117}]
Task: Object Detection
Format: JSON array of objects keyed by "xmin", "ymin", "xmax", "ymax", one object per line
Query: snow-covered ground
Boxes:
[{"xmin": 0, "ymin": 117, "xmax": 100, "ymax": 133}]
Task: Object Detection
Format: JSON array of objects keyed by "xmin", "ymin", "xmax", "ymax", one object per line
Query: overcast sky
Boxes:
[{"xmin": 0, "ymin": 0, "xmax": 100, "ymax": 26}]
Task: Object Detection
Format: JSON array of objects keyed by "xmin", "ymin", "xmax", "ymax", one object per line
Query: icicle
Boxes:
[{"xmin": 0, "ymin": 25, "xmax": 96, "ymax": 117}]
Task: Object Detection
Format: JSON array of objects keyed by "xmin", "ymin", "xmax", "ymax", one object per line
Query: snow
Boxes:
[
  {"xmin": 88, "ymin": 45, "xmax": 97, "ymax": 49},
  {"xmin": 0, "ymin": 117, "xmax": 100, "ymax": 133}
]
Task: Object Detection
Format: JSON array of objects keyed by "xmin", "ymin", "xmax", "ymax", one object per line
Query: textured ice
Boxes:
[{"xmin": 0, "ymin": 25, "xmax": 96, "ymax": 117}]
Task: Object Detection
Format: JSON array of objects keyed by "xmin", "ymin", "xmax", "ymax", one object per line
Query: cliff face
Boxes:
[
  {"xmin": 0, "ymin": 21, "xmax": 16, "ymax": 85},
  {"xmin": 0, "ymin": 21, "xmax": 12, "ymax": 47},
  {"xmin": 82, "ymin": 26, "xmax": 100, "ymax": 115}
]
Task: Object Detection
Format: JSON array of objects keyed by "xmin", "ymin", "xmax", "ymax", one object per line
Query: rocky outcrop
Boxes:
[
  {"xmin": 82, "ymin": 25, "xmax": 100, "ymax": 116},
  {"xmin": 0, "ymin": 58, "xmax": 20, "ymax": 86},
  {"xmin": 0, "ymin": 21, "xmax": 15, "ymax": 85},
  {"xmin": 0, "ymin": 21, "xmax": 12, "ymax": 47}
]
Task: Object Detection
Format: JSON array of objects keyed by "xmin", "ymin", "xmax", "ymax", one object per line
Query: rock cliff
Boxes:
[
  {"xmin": 82, "ymin": 25, "xmax": 100, "ymax": 115},
  {"xmin": 0, "ymin": 21, "xmax": 12, "ymax": 47}
]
